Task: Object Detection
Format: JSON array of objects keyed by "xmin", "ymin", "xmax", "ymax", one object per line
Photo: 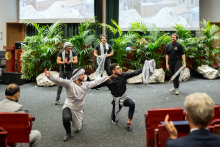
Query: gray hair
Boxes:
[
  {"xmin": 184, "ymin": 93, "xmax": 214, "ymax": 127},
  {"xmin": 63, "ymin": 42, "xmax": 72, "ymax": 50}
]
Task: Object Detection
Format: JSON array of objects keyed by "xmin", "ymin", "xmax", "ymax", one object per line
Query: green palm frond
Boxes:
[
  {"xmin": 111, "ymin": 19, "xmax": 122, "ymax": 37},
  {"xmin": 100, "ymin": 23, "xmax": 118, "ymax": 35},
  {"xmin": 84, "ymin": 35, "xmax": 96, "ymax": 45}
]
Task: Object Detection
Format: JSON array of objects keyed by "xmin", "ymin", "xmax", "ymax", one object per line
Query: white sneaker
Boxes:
[
  {"xmin": 175, "ymin": 89, "xmax": 179, "ymax": 95},
  {"xmin": 169, "ymin": 88, "xmax": 175, "ymax": 92},
  {"xmin": 112, "ymin": 120, "xmax": 116, "ymax": 125}
]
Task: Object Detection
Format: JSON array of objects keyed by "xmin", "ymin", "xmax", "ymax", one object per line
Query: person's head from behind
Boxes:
[
  {"xmin": 171, "ymin": 33, "xmax": 178, "ymax": 43},
  {"xmin": 100, "ymin": 34, "xmax": 107, "ymax": 44},
  {"xmin": 110, "ymin": 63, "xmax": 121, "ymax": 75},
  {"xmin": 71, "ymin": 68, "xmax": 85, "ymax": 82},
  {"xmin": 184, "ymin": 93, "xmax": 214, "ymax": 129},
  {"xmin": 5, "ymin": 84, "xmax": 20, "ymax": 102}
]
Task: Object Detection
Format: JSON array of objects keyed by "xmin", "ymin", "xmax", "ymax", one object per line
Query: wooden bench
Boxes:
[
  {"xmin": 0, "ymin": 112, "xmax": 35, "ymax": 147},
  {"xmin": 0, "ymin": 127, "xmax": 9, "ymax": 147},
  {"xmin": 213, "ymin": 105, "xmax": 220, "ymax": 120},
  {"xmin": 213, "ymin": 124, "xmax": 220, "ymax": 135},
  {"xmin": 145, "ymin": 107, "xmax": 185, "ymax": 147}
]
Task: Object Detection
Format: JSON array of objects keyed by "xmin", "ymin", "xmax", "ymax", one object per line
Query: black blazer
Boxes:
[{"xmin": 166, "ymin": 129, "xmax": 220, "ymax": 147}]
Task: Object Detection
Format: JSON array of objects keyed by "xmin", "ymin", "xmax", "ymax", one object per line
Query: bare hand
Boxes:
[
  {"xmin": 64, "ymin": 58, "xmax": 68, "ymax": 64},
  {"xmin": 164, "ymin": 114, "xmax": 178, "ymax": 139},
  {"xmin": 106, "ymin": 55, "xmax": 108, "ymax": 58},
  {"xmin": 166, "ymin": 64, "xmax": 170, "ymax": 70},
  {"xmin": 44, "ymin": 68, "xmax": 51, "ymax": 78},
  {"xmin": 67, "ymin": 60, "xmax": 72, "ymax": 64},
  {"xmin": 183, "ymin": 64, "xmax": 186, "ymax": 69},
  {"xmin": 108, "ymin": 76, "xmax": 112, "ymax": 81}
]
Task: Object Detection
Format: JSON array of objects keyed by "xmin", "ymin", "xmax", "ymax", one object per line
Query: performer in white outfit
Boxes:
[{"xmin": 45, "ymin": 68, "xmax": 109, "ymax": 141}]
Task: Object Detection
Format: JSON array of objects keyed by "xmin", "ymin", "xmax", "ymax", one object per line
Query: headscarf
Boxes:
[
  {"xmin": 63, "ymin": 42, "xmax": 72, "ymax": 50},
  {"xmin": 70, "ymin": 68, "xmax": 85, "ymax": 81}
]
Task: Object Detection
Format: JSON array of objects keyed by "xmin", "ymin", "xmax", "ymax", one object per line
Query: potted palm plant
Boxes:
[
  {"xmin": 144, "ymin": 24, "xmax": 170, "ymax": 69},
  {"xmin": 68, "ymin": 19, "xmax": 97, "ymax": 74},
  {"xmin": 200, "ymin": 19, "xmax": 220, "ymax": 67},
  {"xmin": 100, "ymin": 19, "xmax": 138, "ymax": 70},
  {"xmin": 21, "ymin": 20, "xmax": 64, "ymax": 80}
]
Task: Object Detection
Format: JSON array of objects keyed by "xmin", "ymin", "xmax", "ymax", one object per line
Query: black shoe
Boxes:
[
  {"xmin": 127, "ymin": 123, "xmax": 132, "ymax": 131},
  {"xmin": 63, "ymin": 133, "xmax": 71, "ymax": 141},
  {"xmin": 54, "ymin": 101, "xmax": 61, "ymax": 105}
]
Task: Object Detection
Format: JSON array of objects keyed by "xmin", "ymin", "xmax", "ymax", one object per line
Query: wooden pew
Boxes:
[
  {"xmin": 0, "ymin": 127, "xmax": 9, "ymax": 147},
  {"xmin": 145, "ymin": 107, "xmax": 184, "ymax": 147},
  {"xmin": 213, "ymin": 124, "xmax": 220, "ymax": 135},
  {"xmin": 213, "ymin": 105, "xmax": 220, "ymax": 120},
  {"xmin": 0, "ymin": 112, "xmax": 35, "ymax": 147}
]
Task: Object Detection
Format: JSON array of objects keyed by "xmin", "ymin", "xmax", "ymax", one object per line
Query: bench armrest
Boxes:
[{"xmin": 28, "ymin": 116, "xmax": 35, "ymax": 133}]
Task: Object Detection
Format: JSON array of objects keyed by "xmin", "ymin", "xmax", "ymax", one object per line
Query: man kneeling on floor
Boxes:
[
  {"xmin": 45, "ymin": 68, "xmax": 110, "ymax": 141},
  {"xmin": 165, "ymin": 92, "xmax": 220, "ymax": 147},
  {"xmin": 0, "ymin": 84, "xmax": 41, "ymax": 147},
  {"xmin": 93, "ymin": 63, "xmax": 144, "ymax": 131}
]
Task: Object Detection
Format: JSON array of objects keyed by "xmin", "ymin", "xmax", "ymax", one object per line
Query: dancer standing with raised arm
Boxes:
[
  {"xmin": 93, "ymin": 63, "xmax": 143, "ymax": 131},
  {"xmin": 55, "ymin": 42, "xmax": 78, "ymax": 105},
  {"xmin": 45, "ymin": 68, "xmax": 110, "ymax": 141},
  {"xmin": 165, "ymin": 33, "xmax": 186, "ymax": 95}
]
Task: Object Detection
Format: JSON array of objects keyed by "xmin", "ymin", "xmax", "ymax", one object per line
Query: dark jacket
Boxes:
[{"xmin": 166, "ymin": 129, "xmax": 220, "ymax": 147}]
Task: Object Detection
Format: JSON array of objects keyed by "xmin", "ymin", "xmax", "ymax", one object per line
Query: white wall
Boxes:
[
  {"xmin": 0, "ymin": 0, "xmax": 19, "ymax": 50},
  {"xmin": 200, "ymin": 0, "xmax": 220, "ymax": 22}
]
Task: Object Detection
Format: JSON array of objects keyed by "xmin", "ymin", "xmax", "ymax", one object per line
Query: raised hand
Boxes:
[
  {"xmin": 44, "ymin": 68, "xmax": 51, "ymax": 78},
  {"xmin": 164, "ymin": 114, "xmax": 178, "ymax": 139},
  {"xmin": 67, "ymin": 60, "xmax": 72, "ymax": 64}
]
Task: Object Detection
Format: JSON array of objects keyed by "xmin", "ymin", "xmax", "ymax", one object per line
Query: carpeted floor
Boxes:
[{"xmin": 0, "ymin": 77, "xmax": 220, "ymax": 147}]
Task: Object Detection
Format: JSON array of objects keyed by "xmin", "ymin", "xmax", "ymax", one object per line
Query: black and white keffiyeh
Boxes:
[
  {"xmin": 62, "ymin": 42, "xmax": 73, "ymax": 72},
  {"xmin": 70, "ymin": 68, "xmax": 85, "ymax": 81}
]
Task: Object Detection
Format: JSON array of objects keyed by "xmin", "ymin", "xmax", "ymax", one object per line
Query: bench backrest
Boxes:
[
  {"xmin": 0, "ymin": 112, "xmax": 30, "ymax": 143},
  {"xmin": 213, "ymin": 105, "xmax": 220, "ymax": 120}
]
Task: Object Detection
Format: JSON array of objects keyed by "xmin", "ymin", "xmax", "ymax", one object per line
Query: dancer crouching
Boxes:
[
  {"xmin": 45, "ymin": 68, "xmax": 110, "ymax": 141},
  {"xmin": 93, "ymin": 63, "xmax": 143, "ymax": 131}
]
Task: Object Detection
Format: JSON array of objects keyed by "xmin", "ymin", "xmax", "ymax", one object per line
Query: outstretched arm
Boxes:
[
  {"xmin": 45, "ymin": 68, "xmax": 70, "ymax": 88},
  {"xmin": 91, "ymin": 80, "xmax": 108, "ymax": 89},
  {"xmin": 85, "ymin": 77, "xmax": 109, "ymax": 89},
  {"xmin": 124, "ymin": 68, "xmax": 143, "ymax": 79}
]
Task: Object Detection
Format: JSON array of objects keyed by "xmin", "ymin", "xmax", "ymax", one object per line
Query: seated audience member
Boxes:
[
  {"xmin": 0, "ymin": 84, "xmax": 41, "ymax": 147},
  {"xmin": 164, "ymin": 92, "xmax": 220, "ymax": 147}
]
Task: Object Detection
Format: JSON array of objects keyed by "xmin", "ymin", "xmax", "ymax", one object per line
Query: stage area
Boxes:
[{"xmin": 0, "ymin": 77, "xmax": 220, "ymax": 147}]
